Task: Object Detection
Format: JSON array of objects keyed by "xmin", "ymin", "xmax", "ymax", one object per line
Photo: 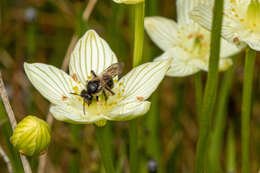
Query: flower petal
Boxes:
[
  {"xmin": 155, "ymin": 47, "xmax": 201, "ymax": 77},
  {"xmin": 220, "ymin": 38, "xmax": 243, "ymax": 58},
  {"xmin": 190, "ymin": 4, "xmax": 213, "ymax": 32},
  {"xmin": 69, "ymin": 30, "xmax": 118, "ymax": 85},
  {"xmin": 105, "ymin": 101, "xmax": 150, "ymax": 121},
  {"xmin": 24, "ymin": 63, "xmax": 81, "ymax": 105},
  {"xmin": 118, "ymin": 60, "xmax": 170, "ymax": 103},
  {"xmin": 177, "ymin": 0, "xmax": 213, "ymax": 25},
  {"xmin": 113, "ymin": 0, "xmax": 144, "ymax": 4},
  {"xmin": 144, "ymin": 17, "xmax": 179, "ymax": 51},
  {"xmin": 245, "ymin": 39, "xmax": 260, "ymax": 51},
  {"xmin": 50, "ymin": 105, "xmax": 105, "ymax": 124}
]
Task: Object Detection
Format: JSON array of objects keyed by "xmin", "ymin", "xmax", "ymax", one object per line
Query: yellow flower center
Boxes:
[
  {"xmin": 246, "ymin": 0, "xmax": 260, "ymax": 31},
  {"xmin": 180, "ymin": 29, "xmax": 209, "ymax": 61}
]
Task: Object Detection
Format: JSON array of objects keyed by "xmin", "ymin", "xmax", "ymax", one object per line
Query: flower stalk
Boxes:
[
  {"xmin": 209, "ymin": 55, "xmax": 237, "ymax": 173},
  {"xmin": 194, "ymin": 72, "xmax": 203, "ymax": 120},
  {"xmin": 130, "ymin": 2, "xmax": 145, "ymax": 173},
  {"xmin": 96, "ymin": 125, "xmax": 115, "ymax": 173},
  {"xmin": 241, "ymin": 47, "xmax": 256, "ymax": 173},
  {"xmin": 0, "ymin": 72, "xmax": 32, "ymax": 173},
  {"xmin": 194, "ymin": 0, "xmax": 224, "ymax": 172},
  {"xmin": 226, "ymin": 123, "xmax": 236, "ymax": 173}
]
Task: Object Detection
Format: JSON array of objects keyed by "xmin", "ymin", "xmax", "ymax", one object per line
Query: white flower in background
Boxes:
[
  {"xmin": 190, "ymin": 0, "xmax": 260, "ymax": 51},
  {"xmin": 113, "ymin": 0, "xmax": 144, "ymax": 4},
  {"xmin": 24, "ymin": 30, "xmax": 170, "ymax": 125},
  {"xmin": 144, "ymin": 0, "xmax": 242, "ymax": 77}
]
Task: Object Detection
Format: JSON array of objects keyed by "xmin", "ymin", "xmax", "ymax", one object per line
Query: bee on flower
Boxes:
[
  {"xmin": 190, "ymin": 0, "xmax": 260, "ymax": 51},
  {"xmin": 24, "ymin": 30, "xmax": 170, "ymax": 126},
  {"xmin": 144, "ymin": 0, "xmax": 242, "ymax": 77}
]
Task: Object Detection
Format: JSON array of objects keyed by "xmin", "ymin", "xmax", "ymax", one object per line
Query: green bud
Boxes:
[{"xmin": 10, "ymin": 115, "xmax": 51, "ymax": 156}]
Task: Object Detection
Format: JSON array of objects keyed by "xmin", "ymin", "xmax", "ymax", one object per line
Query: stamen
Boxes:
[
  {"xmin": 137, "ymin": 97, "xmax": 144, "ymax": 101},
  {"xmin": 72, "ymin": 74, "xmax": 78, "ymax": 82},
  {"xmin": 62, "ymin": 96, "xmax": 67, "ymax": 101}
]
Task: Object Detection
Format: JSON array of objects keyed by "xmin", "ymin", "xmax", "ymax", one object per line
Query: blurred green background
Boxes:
[{"xmin": 0, "ymin": 0, "xmax": 260, "ymax": 172}]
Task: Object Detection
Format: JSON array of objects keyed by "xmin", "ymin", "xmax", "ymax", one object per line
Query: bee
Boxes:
[{"xmin": 71, "ymin": 62, "xmax": 124, "ymax": 114}]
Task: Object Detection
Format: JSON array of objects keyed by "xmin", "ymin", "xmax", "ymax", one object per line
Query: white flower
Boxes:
[
  {"xmin": 113, "ymin": 0, "xmax": 144, "ymax": 4},
  {"xmin": 144, "ymin": 0, "xmax": 242, "ymax": 77},
  {"xmin": 190, "ymin": 0, "xmax": 260, "ymax": 51},
  {"xmin": 24, "ymin": 30, "xmax": 170, "ymax": 125}
]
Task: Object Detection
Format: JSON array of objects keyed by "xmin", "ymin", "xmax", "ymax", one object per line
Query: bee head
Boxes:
[{"xmin": 80, "ymin": 90, "xmax": 93, "ymax": 101}]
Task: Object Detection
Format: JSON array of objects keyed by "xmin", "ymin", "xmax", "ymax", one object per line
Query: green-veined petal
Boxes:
[
  {"xmin": 117, "ymin": 60, "xmax": 170, "ymax": 103},
  {"xmin": 144, "ymin": 17, "xmax": 179, "ymax": 51},
  {"xmin": 24, "ymin": 63, "xmax": 81, "ymax": 105},
  {"xmin": 105, "ymin": 101, "xmax": 150, "ymax": 121},
  {"xmin": 50, "ymin": 104, "xmax": 105, "ymax": 124},
  {"xmin": 69, "ymin": 30, "xmax": 118, "ymax": 86}
]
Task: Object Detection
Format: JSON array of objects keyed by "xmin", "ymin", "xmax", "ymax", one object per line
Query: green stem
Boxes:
[
  {"xmin": 96, "ymin": 125, "xmax": 115, "ymax": 173},
  {"xmin": 130, "ymin": 2, "xmax": 145, "ymax": 173},
  {"xmin": 241, "ymin": 47, "xmax": 256, "ymax": 173},
  {"xmin": 209, "ymin": 56, "xmax": 237, "ymax": 173},
  {"xmin": 133, "ymin": 2, "xmax": 145, "ymax": 67},
  {"xmin": 226, "ymin": 123, "xmax": 236, "ymax": 173},
  {"xmin": 194, "ymin": 72, "xmax": 203, "ymax": 119},
  {"xmin": 194, "ymin": 0, "xmax": 224, "ymax": 172}
]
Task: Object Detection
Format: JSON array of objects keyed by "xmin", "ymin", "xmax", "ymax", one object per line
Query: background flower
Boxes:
[
  {"xmin": 190, "ymin": 0, "xmax": 260, "ymax": 51},
  {"xmin": 144, "ymin": 0, "xmax": 242, "ymax": 77}
]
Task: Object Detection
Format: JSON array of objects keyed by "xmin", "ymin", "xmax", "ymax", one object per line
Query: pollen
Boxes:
[
  {"xmin": 87, "ymin": 75, "xmax": 92, "ymax": 80},
  {"xmin": 137, "ymin": 97, "xmax": 144, "ymax": 101},
  {"xmin": 62, "ymin": 96, "xmax": 67, "ymax": 101},
  {"xmin": 233, "ymin": 37, "xmax": 240, "ymax": 44},
  {"xmin": 119, "ymin": 82, "xmax": 123, "ymax": 86},
  {"xmin": 72, "ymin": 74, "xmax": 78, "ymax": 82},
  {"xmin": 73, "ymin": 86, "xmax": 79, "ymax": 92}
]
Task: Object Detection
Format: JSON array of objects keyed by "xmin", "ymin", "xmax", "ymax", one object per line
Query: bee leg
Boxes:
[
  {"xmin": 105, "ymin": 87, "xmax": 115, "ymax": 96},
  {"xmin": 96, "ymin": 96, "xmax": 99, "ymax": 102},
  {"xmin": 83, "ymin": 99, "xmax": 86, "ymax": 115},
  {"xmin": 91, "ymin": 70, "xmax": 97, "ymax": 77},
  {"xmin": 103, "ymin": 91, "xmax": 108, "ymax": 101}
]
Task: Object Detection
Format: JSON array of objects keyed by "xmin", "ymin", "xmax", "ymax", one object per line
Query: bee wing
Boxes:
[{"xmin": 101, "ymin": 62, "xmax": 124, "ymax": 78}]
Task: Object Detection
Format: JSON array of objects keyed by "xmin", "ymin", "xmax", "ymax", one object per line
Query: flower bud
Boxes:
[
  {"xmin": 10, "ymin": 116, "xmax": 51, "ymax": 156},
  {"xmin": 113, "ymin": 0, "xmax": 144, "ymax": 4}
]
